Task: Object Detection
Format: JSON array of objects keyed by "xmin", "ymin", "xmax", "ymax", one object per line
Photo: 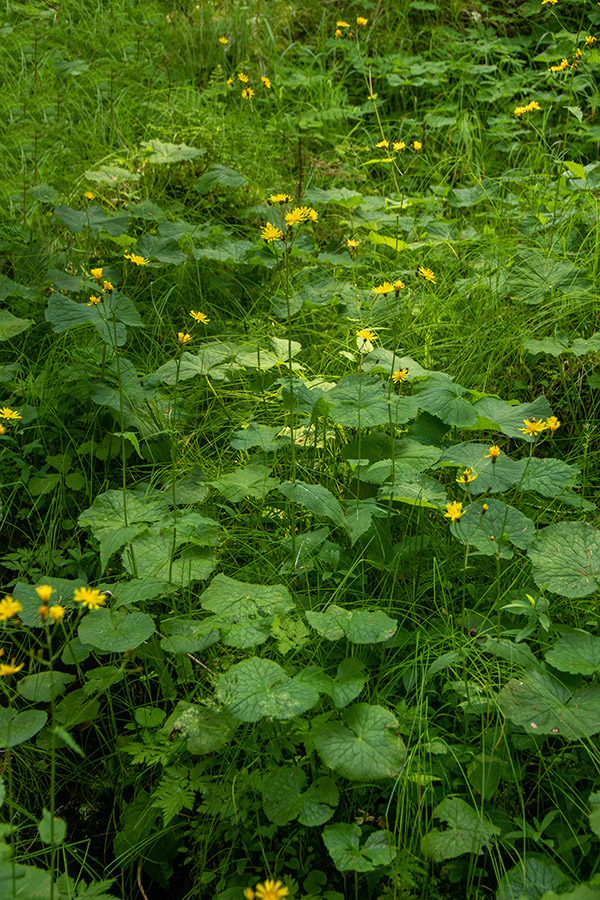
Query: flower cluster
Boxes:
[
  {"xmin": 228, "ymin": 70, "xmax": 271, "ymax": 99},
  {"xmin": 259, "ymin": 197, "xmax": 318, "ymax": 243},
  {"xmin": 514, "ymin": 100, "xmax": 541, "ymax": 116},
  {"xmin": 36, "ymin": 585, "xmax": 65, "ymax": 625},
  {"xmin": 519, "ymin": 416, "xmax": 560, "ymax": 437},
  {"xmin": 375, "ymin": 139, "xmax": 422, "ymax": 152}
]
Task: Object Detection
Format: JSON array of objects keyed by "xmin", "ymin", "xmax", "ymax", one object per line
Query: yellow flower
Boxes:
[
  {"xmin": 90, "ymin": 267, "xmax": 103, "ymax": 280},
  {"xmin": 356, "ymin": 16, "xmax": 368, "ymax": 26},
  {"xmin": 238, "ymin": 72, "xmax": 249, "ymax": 83},
  {"xmin": 254, "ymin": 880, "xmax": 289, "ymax": 900},
  {"xmin": 541, "ymin": 0, "xmax": 557, "ymax": 4},
  {"xmin": 546, "ymin": 416, "xmax": 560, "ymax": 434},
  {"xmin": 367, "ymin": 92, "xmax": 378, "ymax": 100},
  {"xmin": 101, "ymin": 280, "xmax": 114, "ymax": 293},
  {"xmin": 84, "ymin": 191, "xmax": 95, "ymax": 200},
  {"xmin": 485, "ymin": 445, "xmax": 501, "ymax": 461},
  {"xmin": 0, "ymin": 596, "xmax": 23, "ymax": 622},
  {"xmin": 482, "ymin": 503, "xmax": 489, "ymax": 512},
  {"xmin": 242, "ymin": 87, "xmax": 255, "ymax": 100},
  {"xmin": 35, "ymin": 585, "xmax": 54, "ymax": 604},
  {"xmin": 514, "ymin": 100, "xmax": 541, "ymax": 116},
  {"xmin": 585, "ymin": 36, "xmax": 597, "ymax": 48},
  {"xmin": 375, "ymin": 139, "xmax": 389, "ymax": 148},
  {"xmin": 444, "ymin": 501, "xmax": 464, "ymax": 523},
  {"xmin": 244, "ymin": 890, "xmax": 255, "ymax": 900},
  {"xmin": 73, "ymin": 587, "xmax": 106, "ymax": 610},
  {"xmin": 372, "ymin": 281, "xmax": 395, "ymax": 294},
  {"xmin": 178, "ymin": 332, "xmax": 192, "ymax": 344},
  {"xmin": 261, "ymin": 76, "xmax": 271, "ymax": 88},
  {"xmin": 190, "ymin": 310, "xmax": 210, "ymax": 324},
  {"xmin": 418, "ymin": 266, "xmax": 436, "ymax": 283},
  {"xmin": 334, "ymin": 28, "xmax": 342, "ymax": 37},
  {"xmin": 336, "ymin": 20, "xmax": 350, "ymax": 27},
  {"xmin": 218, "ymin": 36, "xmax": 229, "ymax": 44},
  {"xmin": 48, "ymin": 606, "xmax": 65, "ymax": 625},
  {"xmin": 456, "ymin": 468, "xmax": 477, "ymax": 484},
  {"xmin": 519, "ymin": 418, "xmax": 547, "ymax": 436},
  {"xmin": 549, "ymin": 58, "xmax": 569, "ymax": 72},
  {"xmin": 393, "ymin": 141, "xmax": 406, "ymax": 152},
  {"xmin": 88, "ymin": 295, "xmax": 101, "ymax": 306},
  {"xmin": 269, "ymin": 193, "xmax": 292, "ymax": 203},
  {"xmin": 347, "ymin": 238, "xmax": 360, "ymax": 249},
  {"xmin": 0, "ymin": 424, "xmax": 5, "ymax": 435},
  {"xmin": 124, "ymin": 252, "xmax": 149, "ymax": 266},
  {"xmin": 0, "ymin": 661, "xmax": 24, "ymax": 677},
  {"xmin": 392, "ymin": 368, "xmax": 409, "ymax": 383},
  {"xmin": 413, "ymin": 140, "xmax": 422, "ymax": 151},
  {"xmin": 285, "ymin": 206, "xmax": 317, "ymax": 225},
  {"xmin": 39, "ymin": 605, "xmax": 49, "ymax": 623},
  {"xmin": 393, "ymin": 279, "xmax": 405, "ymax": 292},
  {"xmin": 0, "ymin": 408, "xmax": 22, "ymax": 421},
  {"xmin": 356, "ymin": 328, "xmax": 377, "ymax": 343},
  {"xmin": 227, "ymin": 77, "xmax": 234, "ymax": 87},
  {"xmin": 261, "ymin": 222, "xmax": 284, "ymax": 242}
]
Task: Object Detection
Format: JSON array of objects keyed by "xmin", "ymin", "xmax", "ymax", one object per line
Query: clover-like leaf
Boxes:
[
  {"xmin": 421, "ymin": 797, "xmax": 500, "ymax": 861},
  {"xmin": 528, "ymin": 522, "xmax": 600, "ymax": 598},
  {"xmin": 216, "ymin": 657, "xmax": 319, "ymax": 722},
  {"xmin": 313, "ymin": 703, "xmax": 406, "ymax": 779}
]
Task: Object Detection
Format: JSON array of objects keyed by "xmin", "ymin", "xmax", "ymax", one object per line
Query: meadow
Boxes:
[{"xmin": 1, "ymin": 0, "xmax": 600, "ymax": 898}]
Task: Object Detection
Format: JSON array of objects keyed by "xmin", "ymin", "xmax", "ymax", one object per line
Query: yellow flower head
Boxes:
[
  {"xmin": 244, "ymin": 891, "xmax": 255, "ymax": 900},
  {"xmin": 261, "ymin": 76, "xmax": 271, "ymax": 88},
  {"xmin": 242, "ymin": 87, "xmax": 255, "ymax": 100},
  {"xmin": 190, "ymin": 310, "xmax": 210, "ymax": 324},
  {"xmin": 102, "ymin": 280, "xmax": 114, "ymax": 293},
  {"xmin": 585, "ymin": 36, "xmax": 597, "ymax": 48},
  {"xmin": 334, "ymin": 28, "xmax": 342, "ymax": 37},
  {"xmin": 178, "ymin": 332, "xmax": 192, "ymax": 344},
  {"xmin": 393, "ymin": 279, "xmax": 405, "ymax": 291},
  {"xmin": 356, "ymin": 16, "xmax": 368, "ymax": 26},
  {"xmin": 372, "ymin": 281, "xmax": 395, "ymax": 294},
  {"xmin": 546, "ymin": 415, "xmax": 560, "ymax": 434},
  {"xmin": 227, "ymin": 77, "xmax": 234, "ymax": 87},
  {"xmin": 444, "ymin": 501, "xmax": 464, "ymax": 523},
  {"xmin": 393, "ymin": 141, "xmax": 406, "ymax": 152},
  {"xmin": 392, "ymin": 368, "xmax": 409, "ymax": 383},
  {"xmin": 35, "ymin": 585, "xmax": 54, "ymax": 604},
  {"xmin": 88, "ymin": 295, "xmax": 101, "ymax": 306},
  {"xmin": 514, "ymin": 100, "xmax": 541, "ymax": 116},
  {"xmin": 482, "ymin": 503, "xmax": 489, "ymax": 512},
  {"xmin": 218, "ymin": 36, "xmax": 229, "ymax": 44},
  {"xmin": 413, "ymin": 140, "xmax": 422, "ymax": 151},
  {"xmin": 519, "ymin": 418, "xmax": 547, "ymax": 436},
  {"xmin": 90, "ymin": 267, "xmax": 103, "ymax": 280},
  {"xmin": 0, "ymin": 661, "xmax": 24, "ymax": 677},
  {"xmin": 269, "ymin": 193, "xmax": 293, "ymax": 204},
  {"xmin": 38, "ymin": 605, "xmax": 49, "ymax": 623},
  {"xmin": 356, "ymin": 328, "xmax": 377, "ymax": 343},
  {"xmin": 254, "ymin": 880, "xmax": 289, "ymax": 900},
  {"xmin": 0, "ymin": 596, "xmax": 23, "ymax": 622},
  {"xmin": 375, "ymin": 139, "xmax": 389, "ymax": 149},
  {"xmin": 541, "ymin": 0, "xmax": 557, "ymax": 4},
  {"xmin": 456, "ymin": 468, "xmax": 477, "ymax": 484},
  {"xmin": 124, "ymin": 252, "xmax": 149, "ymax": 266},
  {"xmin": 485, "ymin": 445, "xmax": 501, "ymax": 461},
  {"xmin": 49, "ymin": 606, "xmax": 65, "ymax": 625},
  {"xmin": 347, "ymin": 238, "xmax": 360, "ymax": 249},
  {"xmin": 549, "ymin": 58, "xmax": 569, "ymax": 72},
  {"xmin": 418, "ymin": 266, "xmax": 437, "ymax": 283},
  {"xmin": 238, "ymin": 72, "xmax": 249, "ymax": 83},
  {"xmin": 0, "ymin": 424, "xmax": 6, "ymax": 435},
  {"xmin": 285, "ymin": 206, "xmax": 317, "ymax": 225},
  {"xmin": 84, "ymin": 191, "xmax": 95, "ymax": 200},
  {"xmin": 0, "ymin": 408, "xmax": 22, "ymax": 421},
  {"xmin": 73, "ymin": 587, "xmax": 106, "ymax": 610},
  {"xmin": 336, "ymin": 20, "xmax": 350, "ymax": 27},
  {"xmin": 261, "ymin": 222, "xmax": 284, "ymax": 242}
]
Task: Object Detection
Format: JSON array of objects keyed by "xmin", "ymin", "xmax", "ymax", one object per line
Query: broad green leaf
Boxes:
[
  {"xmin": 211, "ymin": 463, "xmax": 280, "ymax": 502},
  {"xmin": 163, "ymin": 701, "xmax": 235, "ymax": 753},
  {"xmin": 379, "ymin": 473, "xmax": 447, "ymax": 508},
  {"xmin": 17, "ymin": 672, "xmax": 75, "ymax": 703},
  {"xmin": 516, "ymin": 457, "xmax": 580, "ymax": 498},
  {"xmin": 30, "ymin": 182, "xmax": 60, "ymax": 203},
  {"xmin": 326, "ymin": 375, "xmax": 419, "ymax": 427},
  {"xmin": 412, "ymin": 375, "xmax": 477, "ymax": 427},
  {"xmin": 367, "ymin": 232, "xmax": 410, "ymax": 252},
  {"xmin": 195, "ymin": 164, "xmax": 248, "ymax": 193},
  {"xmin": 524, "ymin": 336, "xmax": 571, "ymax": 357},
  {"xmin": 331, "ymin": 658, "xmax": 366, "ymax": 708},
  {"xmin": 421, "ymin": 798, "xmax": 500, "ymax": 861},
  {"xmin": 313, "ymin": 703, "xmax": 406, "ymax": 779},
  {"xmin": 392, "ymin": 438, "xmax": 443, "ymax": 475},
  {"xmin": 200, "ymin": 574, "xmax": 294, "ymax": 620},
  {"xmin": 564, "ymin": 160, "xmax": 585, "ymax": 180},
  {"xmin": 155, "ymin": 342, "xmax": 240, "ymax": 383},
  {"xmin": 0, "ymin": 860, "xmax": 53, "ymax": 898},
  {"xmin": 0, "ymin": 310, "xmax": 32, "ymax": 341},
  {"xmin": 545, "ymin": 633, "xmax": 600, "ymax": 676},
  {"xmin": 221, "ymin": 619, "xmax": 271, "ymax": 649},
  {"xmin": 160, "ymin": 618, "xmax": 220, "ymax": 653},
  {"xmin": 143, "ymin": 139, "xmax": 205, "ymax": 164},
  {"xmin": 473, "ymin": 395, "xmax": 553, "ymax": 440},
  {"xmin": 78, "ymin": 609, "xmax": 155, "ymax": 652},
  {"xmin": 451, "ymin": 498, "xmax": 535, "ymax": 558},
  {"xmin": 216, "ymin": 657, "xmax": 319, "ymax": 721},
  {"xmin": 134, "ymin": 708, "xmax": 165, "ymax": 728},
  {"xmin": 306, "ymin": 605, "xmax": 397, "ymax": 644},
  {"xmin": 84, "ymin": 164, "xmax": 140, "ymax": 184},
  {"xmin": 0, "ymin": 709, "xmax": 47, "ymax": 748},
  {"xmin": 37, "ymin": 809, "xmax": 66, "ymax": 845},
  {"xmin": 505, "ymin": 251, "xmax": 592, "ymax": 305},
  {"xmin": 122, "ymin": 519, "xmax": 218, "ymax": 586},
  {"xmin": 528, "ymin": 522, "xmax": 600, "ymax": 597},
  {"xmin": 497, "ymin": 855, "xmax": 572, "ymax": 900},
  {"xmin": 498, "ymin": 670, "xmax": 600, "ymax": 739},
  {"xmin": 109, "ymin": 578, "xmax": 176, "ymax": 609},
  {"xmin": 262, "ymin": 767, "xmax": 339, "ymax": 827},
  {"xmin": 361, "ymin": 349, "xmax": 431, "ymax": 379},
  {"xmin": 438, "ymin": 442, "xmax": 523, "ymax": 494},
  {"xmin": 230, "ymin": 423, "xmax": 289, "ymax": 451},
  {"xmin": 82, "ymin": 665, "xmax": 125, "ymax": 696},
  {"xmin": 322, "ymin": 823, "xmax": 396, "ymax": 872},
  {"xmin": 280, "ymin": 481, "xmax": 345, "ymax": 526},
  {"xmin": 571, "ymin": 334, "xmax": 600, "ymax": 357},
  {"xmin": 79, "ymin": 490, "xmax": 170, "ymax": 570},
  {"xmin": 54, "ymin": 690, "xmax": 100, "ymax": 728},
  {"xmin": 304, "ymin": 186, "xmax": 363, "ymax": 208},
  {"xmin": 342, "ymin": 498, "xmax": 386, "ymax": 544}
]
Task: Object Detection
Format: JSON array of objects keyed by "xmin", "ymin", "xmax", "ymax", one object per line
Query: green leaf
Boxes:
[
  {"xmin": 524, "ymin": 335, "xmax": 571, "ymax": 357},
  {"xmin": 331, "ymin": 658, "xmax": 366, "ymax": 708},
  {"xmin": 54, "ymin": 690, "xmax": 100, "ymax": 728},
  {"xmin": 160, "ymin": 618, "xmax": 220, "ymax": 654},
  {"xmin": 517, "ymin": 457, "xmax": 580, "ymax": 499},
  {"xmin": 438, "ymin": 442, "xmax": 523, "ymax": 494},
  {"xmin": 505, "ymin": 251, "xmax": 592, "ymax": 305},
  {"xmin": 37, "ymin": 809, "xmax": 66, "ymax": 845},
  {"xmin": 412, "ymin": 375, "xmax": 477, "ymax": 427},
  {"xmin": 216, "ymin": 657, "xmax": 319, "ymax": 722},
  {"xmin": 163, "ymin": 701, "xmax": 235, "ymax": 753},
  {"xmin": 326, "ymin": 375, "xmax": 419, "ymax": 427},
  {"xmin": 82, "ymin": 665, "xmax": 125, "ymax": 696},
  {"xmin": 564, "ymin": 160, "xmax": 586, "ymax": 180},
  {"xmin": 78, "ymin": 609, "xmax": 155, "ymax": 652},
  {"xmin": 200, "ymin": 574, "xmax": 294, "ymax": 620},
  {"xmin": 473, "ymin": 395, "xmax": 553, "ymax": 440},
  {"xmin": 280, "ymin": 481, "xmax": 345, "ymax": 526},
  {"xmin": 262, "ymin": 766, "xmax": 339, "ymax": 827},
  {"xmin": 78, "ymin": 490, "xmax": 170, "ymax": 570},
  {"xmin": 16, "ymin": 672, "xmax": 75, "ymax": 703},
  {"xmin": 497, "ymin": 855, "xmax": 572, "ymax": 900},
  {"xmin": 211, "ymin": 463, "xmax": 280, "ymax": 502},
  {"xmin": 30, "ymin": 182, "xmax": 60, "ymax": 203},
  {"xmin": 528, "ymin": 522, "xmax": 600, "ymax": 597},
  {"xmin": 195, "ymin": 165, "xmax": 248, "ymax": 193},
  {"xmin": 379, "ymin": 473, "xmax": 447, "ymax": 508},
  {"xmin": 322, "ymin": 823, "xmax": 396, "ymax": 872},
  {"xmin": 361, "ymin": 349, "xmax": 431, "ymax": 380},
  {"xmin": 451, "ymin": 498, "xmax": 535, "ymax": 558},
  {"xmin": 230, "ymin": 423, "xmax": 289, "ymax": 452},
  {"xmin": 566, "ymin": 106, "xmax": 584, "ymax": 123},
  {"xmin": 143, "ymin": 139, "xmax": 205, "ymax": 164},
  {"xmin": 0, "ymin": 310, "xmax": 32, "ymax": 342},
  {"xmin": 421, "ymin": 798, "xmax": 500, "ymax": 861},
  {"xmin": 545, "ymin": 632, "xmax": 600, "ymax": 676},
  {"xmin": 313, "ymin": 703, "xmax": 406, "ymax": 779},
  {"xmin": 122, "ymin": 518, "xmax": 218, "ymax": 586},
  {"xmin": 0, "ymin": 860, "xmax": 53, "ymax": 898},
  {"xmin": 498, "ymin": 670, "xmax": 600, "ymax": 739},
  {"xmin": 306, "ymin": 605, "xmax": 397, "ymax": 644},
  {"xmin": 0, "ymin": 709, "xmax": 47, "ymax": 748}
]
